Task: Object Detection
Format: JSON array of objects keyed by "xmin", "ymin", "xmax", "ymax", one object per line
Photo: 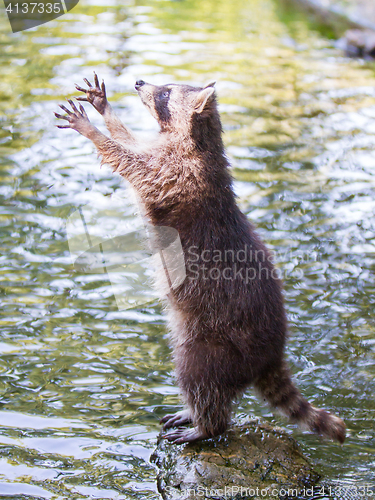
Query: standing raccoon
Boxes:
[{"xmin": 56, "ymin": 75, "xmax": 346, "ymax": 444}]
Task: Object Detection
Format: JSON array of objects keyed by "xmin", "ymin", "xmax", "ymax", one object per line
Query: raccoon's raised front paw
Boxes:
[
  {"xmin": 75, "ymin": 72, "xmax": 108, "ymax": 115},
  {"xmin": 55, "ymin": 99, "xmax": 95, "ymax": 138},
  {"xmin": 160, "ymin": 410, "xmax": 193, "ymax": 430},
  {"xmin": 162, "ymin": 426, "xmax": 208, "ymax": 444}
]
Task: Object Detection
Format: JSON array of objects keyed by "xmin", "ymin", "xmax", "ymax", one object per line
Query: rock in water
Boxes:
[
  {"xmin": 340, "ymin": 29, "xmax": 375, "ymax": 58},
  {"xmin": 151, "ymin": 418, "xmax": 320, "ymax": 500}
]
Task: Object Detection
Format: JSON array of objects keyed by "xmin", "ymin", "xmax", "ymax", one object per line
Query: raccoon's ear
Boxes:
[
  {"xmin": 204, "ymin": 81, "xmax": 216, "ymax": 88},
  {"xmin": 194, "ymin": 87, "xmax": 215, "ymax": 114}
]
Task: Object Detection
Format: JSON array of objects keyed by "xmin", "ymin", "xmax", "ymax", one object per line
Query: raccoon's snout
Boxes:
[{"xmin": 135, "ymin": 80, "xmax": 146, "ymax": 90}]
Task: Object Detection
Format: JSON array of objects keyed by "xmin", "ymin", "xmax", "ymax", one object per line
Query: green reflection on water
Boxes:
[{"xmin": 1, "ymin": 0, "xmax": 375, "ymax": 497}]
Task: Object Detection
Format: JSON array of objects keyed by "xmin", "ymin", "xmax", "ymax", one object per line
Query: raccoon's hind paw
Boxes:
[
  {"xmin": 160, "ymin": 410, "xmax": 193, "ymax": 430},
  {"xmin": 75, "ymin": 72, "xmax": 108, "ymax": 116},
  {"xmin": 163, "ymin": 426, "xmax": 208, "ymax": 444}
]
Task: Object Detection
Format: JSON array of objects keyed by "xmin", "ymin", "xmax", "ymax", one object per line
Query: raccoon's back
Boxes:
[{"xmin": 169, "ymin": 210, "xmax": 288, "ymax": 346}]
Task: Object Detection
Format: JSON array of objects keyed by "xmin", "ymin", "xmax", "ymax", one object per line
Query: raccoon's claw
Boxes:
[
  {"xmin": 161, "ymin": 410, "xmax": 193, "ymax": 430},
  {"xmin": 75, "ymin": 72, "xmax": 108, "ymax": 115},
  {"xmin": 55, "ymin": 99, "xmax": 94, "ymax": 137},
  {"xmin": 162, "ymin": 427, "xmax": 208, "ymax": 444}
]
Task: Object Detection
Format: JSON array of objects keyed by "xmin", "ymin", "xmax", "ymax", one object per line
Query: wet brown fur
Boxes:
[{"xmin": 56, "ymin": 77, "xmax": 346, "ymax": 445}]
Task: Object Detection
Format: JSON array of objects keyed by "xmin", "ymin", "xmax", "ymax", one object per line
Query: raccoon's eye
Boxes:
[{"xmin": 162, "ymin": 91, "xmax": 170, "ymax": 98}]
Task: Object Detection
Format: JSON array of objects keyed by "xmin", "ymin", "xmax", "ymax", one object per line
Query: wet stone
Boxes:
[
  {"xmin": 286, "ymin": 0, "xmax": 375, "ymax": 57},
  {"xmin": 151, "ymin": 418, "xmax": 320, "ymax": 500},
  {"xmin": 340, "ymin": 29, "xmax": 375, "ymax": 58}
]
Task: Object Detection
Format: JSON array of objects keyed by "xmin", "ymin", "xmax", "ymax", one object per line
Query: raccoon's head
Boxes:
[{"xmin": 134, "ymin": 80, "xmax": 218, "ymax": 137}]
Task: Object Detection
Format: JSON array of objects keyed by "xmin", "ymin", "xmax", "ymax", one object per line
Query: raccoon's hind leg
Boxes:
[
  {"xmin": 160, "ymin": 409, "xmax": 192, "ymax": 430},
  {"xmin": 163, "ymin": 426, "xmax": 208, "ymax": 444},
  {"xmin": 163, "ymin": 343, "xmax": 239, "ymax": 444},
  {"xmin": 254, "ymin": 360, "xmax": 346, "ymax": 444},
  {"xmin": 163, "ymin": 382, "xmax": 234, "ymax": 444}
]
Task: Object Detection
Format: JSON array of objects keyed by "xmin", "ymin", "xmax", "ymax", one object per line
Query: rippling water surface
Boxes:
[{"xmin": 1, "ymin": 0, "xmax": 375, "ymax": 497}]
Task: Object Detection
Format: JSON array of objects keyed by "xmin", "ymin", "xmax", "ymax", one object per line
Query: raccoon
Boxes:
[{"xmin": 55, "ymin": 74, "xmax": 346, "ymax": 445}]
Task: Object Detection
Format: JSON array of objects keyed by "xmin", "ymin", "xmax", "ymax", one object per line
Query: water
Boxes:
[{"xmin": 1, "ymin": 0, "xmax": 375, "ymax": 497}]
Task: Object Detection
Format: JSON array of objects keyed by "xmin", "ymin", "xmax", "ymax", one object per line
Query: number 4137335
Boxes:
[{"xmin": 5, "ymin": 3, "xmax": 63, "ymax": 14}]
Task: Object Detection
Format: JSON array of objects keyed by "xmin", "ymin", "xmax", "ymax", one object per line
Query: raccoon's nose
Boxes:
[{"xmin": 135, "ymin": 80, "xmax": 145, "ymax": 90}]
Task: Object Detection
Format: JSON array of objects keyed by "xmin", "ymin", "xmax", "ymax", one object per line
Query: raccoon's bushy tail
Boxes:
[{"xmin": 254, "ymin": 360, "xmax": 346, "ymax": 444}]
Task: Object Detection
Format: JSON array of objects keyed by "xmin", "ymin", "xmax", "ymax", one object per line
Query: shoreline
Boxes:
[{"xmin": 281, "ymin": 0, "xmax": 375, "ymax": 35}]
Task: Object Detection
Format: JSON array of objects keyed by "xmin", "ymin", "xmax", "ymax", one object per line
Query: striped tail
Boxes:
[{"xmin": 254, "ymin": 360, "xmax": 346, "ymax": 444}]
